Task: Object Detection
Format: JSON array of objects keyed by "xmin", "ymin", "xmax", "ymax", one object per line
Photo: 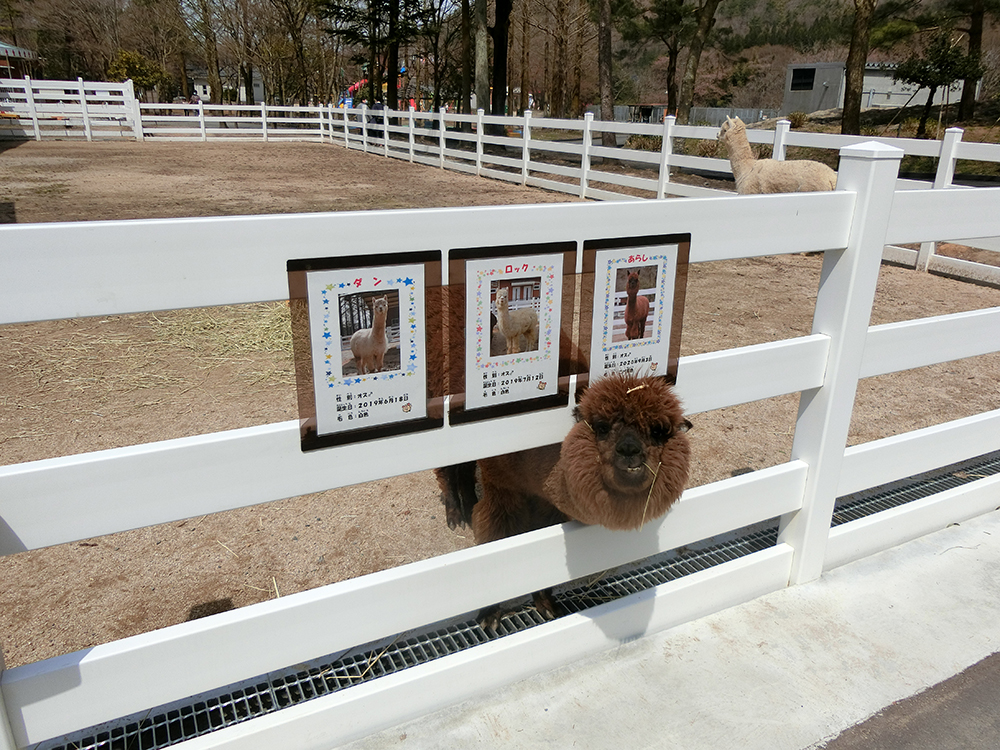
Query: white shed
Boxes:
[{"xmin": 781, "ymin": 62, "xmax": 970, "ymax": 114}]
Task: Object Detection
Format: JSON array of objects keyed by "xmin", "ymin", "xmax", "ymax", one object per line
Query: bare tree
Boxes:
[
  {"xmin": 474, "ymin": 0, "xmax": 488, "ymax": 110},
  {"xmin": 519, "ymin": 0, "xmax": 531, "ymax": 113},
  {"xmin": 491, "ymin": 0, "xmax": 513, "ymax": 115},
  {"xmin": 676, "ymin": 0, "xmax": 720, "ymax": 123},
  {"xmin": 842, "ymin": 0, "xmax": 877, "ymax": 135},
  {"xmin": 596, "ymin": 0, "xmax": 615, "ymax": 143}
]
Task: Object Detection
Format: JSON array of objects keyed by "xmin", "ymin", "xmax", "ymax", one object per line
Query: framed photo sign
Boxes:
[
  {"xmin": 582, "ymin": 234, "xmax": 690, "ymax": 384},
  {"xmin": 449, "ymin": 241, "xmax": 576, "ymax": 423},
  {"xmin": 288, "ymin": 251, "xmax": 443, "ymax": 450}
]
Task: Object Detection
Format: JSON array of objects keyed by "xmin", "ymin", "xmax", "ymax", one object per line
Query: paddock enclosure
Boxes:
[{"xmin": 2, "ymin": 79, "xmax": 1000, "ymax": 750}]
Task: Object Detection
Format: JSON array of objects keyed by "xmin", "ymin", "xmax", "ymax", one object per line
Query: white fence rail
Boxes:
[
  {"xmin": 1, "ymin": 139, "xmax": 1000, "ymax": 749},
  {"xmin": 5, "ymin": 76, "xmax": 1000, "ymax": 278}
]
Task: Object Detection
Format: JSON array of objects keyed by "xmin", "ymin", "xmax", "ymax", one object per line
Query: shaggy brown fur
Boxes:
[{"xmin": 436, "ymin": 373, "xmax": 692, "ymax": 627}]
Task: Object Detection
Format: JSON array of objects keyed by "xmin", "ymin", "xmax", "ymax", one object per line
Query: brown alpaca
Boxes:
[
  {"xmin": 624, "ymin": 271, "xmax": 650, "ymax": 340},
  {"xmin": 495, "ymin": 287, "xmax": 539, "ymax": 354},
  {"xmin": 436, "ymin": 373, "xmax": 692, "ymax": 627},
  {"xmin": 350, "ymin": 295, "xmax": 388, "ymax": 374}
]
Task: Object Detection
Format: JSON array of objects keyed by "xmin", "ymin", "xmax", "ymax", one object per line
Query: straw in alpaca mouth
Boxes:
[{"xmin": 640, "ymin": 460, "xmax": 662, "ymax": 527}]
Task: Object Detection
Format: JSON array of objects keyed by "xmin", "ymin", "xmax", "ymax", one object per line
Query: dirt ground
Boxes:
[{"xmin": 1, "ymin": 140, "xmax": 998, "ymax": 672}]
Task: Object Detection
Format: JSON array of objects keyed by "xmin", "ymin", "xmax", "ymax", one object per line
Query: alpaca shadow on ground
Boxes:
[{"xmin": 559, "ymin": 518, "xmax": 664, "ymax": 643}]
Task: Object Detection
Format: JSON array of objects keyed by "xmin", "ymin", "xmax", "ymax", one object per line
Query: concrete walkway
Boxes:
[{"xmin": 340, "ymin": 508, "xmax": 1000, "ymax": 749}]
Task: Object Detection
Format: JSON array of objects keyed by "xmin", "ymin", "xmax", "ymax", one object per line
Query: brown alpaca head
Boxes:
[
  {"xmin": 544, "ymin": 373, "xmax": 692, "ymax": 530},
  {"xmin": 626, "ymin": 271, "xmax": 640, "ymax": 295},
  {"xmin": 371, "ymin": 296, "xmax": 388, "ymax": 318}
]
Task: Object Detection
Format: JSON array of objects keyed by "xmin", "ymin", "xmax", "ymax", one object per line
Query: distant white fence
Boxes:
[
  {"xmin": 1, "ymin": 139, "xmax": 999, "ymax": 750},
  {"xmin": 4, "ymin": 76, "xmax": 999, "ymax": 280},
  {"xmin": 0, "ymin": 77, "xmax": 140, "ymax": 140}
]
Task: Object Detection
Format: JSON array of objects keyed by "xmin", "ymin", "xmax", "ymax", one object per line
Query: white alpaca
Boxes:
[
  {"xmin": 717, "ymin": 116, "xmax": 837, "ymax": 194},
  {"xmin": 350, "ymin": 295, "xmax": 389, "ymax": 374},
  {"xmin": 495, "ymin": 287, "xmax": 538, "ymax": 355}
]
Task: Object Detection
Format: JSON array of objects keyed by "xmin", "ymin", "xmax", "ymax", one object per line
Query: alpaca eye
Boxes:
[
  {"xmin": 650, "ymin": 424, "xmax": 673, "ymax": 443},
  {"xmin": 592, "ymin": 420, "xmax": 612, "ymax": 440}
]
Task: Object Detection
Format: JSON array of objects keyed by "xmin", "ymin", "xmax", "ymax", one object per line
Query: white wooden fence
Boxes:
[
  {"xmin": 1, "ymin": 138, "xmax": 999, "ymax": 749},
  {"xmin": 5, "ymin": 76, "xmax": 1000, "ymax": 280},
  {"xmin": 0, "ymin": 77, "xmax": 140, "ymax": 140}
]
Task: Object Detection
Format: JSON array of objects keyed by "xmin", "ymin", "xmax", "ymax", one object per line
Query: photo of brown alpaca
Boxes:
[
  {"xmin": 624, "ymin": 270, "xmax": 650, "ymax": 340},
  {"xmin": 350, "ymin": 295, "xmax": 389, "ymax": 374},
  {"xmin": 436, "ymin": 372, "xmax": 692, "ymax": 628},
  {"xmin": 495, "ymin": 286, "xmax": 539, "ymax": 355}
]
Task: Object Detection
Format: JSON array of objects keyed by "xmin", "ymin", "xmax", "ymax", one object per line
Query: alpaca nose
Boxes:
[{"xmin": 616, "ymin": 431, "xmax": 644, "ymax": 462}]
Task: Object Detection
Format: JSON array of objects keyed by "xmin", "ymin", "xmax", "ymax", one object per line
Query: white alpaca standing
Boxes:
[
  {"xmin": 495, "ymin": 287, "xmax": 539, "ymax": 355},
  {"xmin": 350, "ymin": 295, "xmax": 389, "ymax": 374},
  {"xmin": 717, "ymin": 116, "xmax": 837, "ymax": 194}
]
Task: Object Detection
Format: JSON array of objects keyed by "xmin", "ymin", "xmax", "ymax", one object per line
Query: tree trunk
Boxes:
[
  {"xmin": 917, "ymin": 84, "xmax": 937, "ymax": 138},
  {"xmin": 957, "ymin": 0, "xmax": 984, "ymax": 122},
  {"xmin": 492, "ymin": 0, "xmax": 513, "ymax": 116},
  {"xmin": 461, "ymin": 0, "xmax": 472, "ymax": 113},
  {"xmin": 520, "ymin": 0, "xmax": 531, "ymax": 114},
  {"xmin": 842, "ymin": 0, "xmax": 877, "ymax": 135},
  {"xmin": 179, "ymin": 51, "xmax": 190, "ymax": 99},
  {"xmin": 195, "ymin": 0, "xmax": 223, "ymax": 103},
  {"xmin": 552, "ymin": 0, "xmax": 569, "ymax": 117},
  {"xmin": 597, "ymin": 0, "xmax": 615, "ymax": 146},
  {"xmin": 666, "ymin": 45, "xmax": 679, "ymax": 114},
  {"xmin": 387, "ymin": 0, "xmax": 399, "ymax": 110},
  {"xmin": 677, "ymin": 0, "xmax": 721, "ymax": 124},
  {"xmin": 570, "ymin": 0, "xmax": 585, "ymax": 117},
  {"xmin": 241, "ymin": 62, "xmax": 255, "ymax": 104},
  {"xmin": 474, "ymin": 0, "xmax": 489, "ymax": 112}
]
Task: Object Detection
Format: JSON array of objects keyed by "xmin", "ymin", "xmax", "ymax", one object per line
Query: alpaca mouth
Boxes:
[{"xmin": 613, "ymin": 462, "xmax": 650, "ymax": 487}]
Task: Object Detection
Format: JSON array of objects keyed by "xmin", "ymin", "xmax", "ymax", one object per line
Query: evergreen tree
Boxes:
[{"xmin": 892, "ymin": 29, "xmax": 984, "ymax": 136}]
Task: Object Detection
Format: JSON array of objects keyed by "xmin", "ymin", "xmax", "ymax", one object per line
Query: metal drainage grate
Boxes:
[
  {"xmin": 833, "ymin": 449, "xmax": 1000, "ymax": 526},
  {"xmin": 37, "ymin": 449, "xmax": 1000, "ymax": 750},
  {"xmin": 36, "ymin": 528, "xmax": 778, "ymax": 750}
]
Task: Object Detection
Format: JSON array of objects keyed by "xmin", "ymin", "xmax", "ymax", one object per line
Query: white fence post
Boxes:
[
  {"xmin": 476, "ymin": 108, "xmax": 485, "ymax": 176},
  {"xmin": 408, "ymin": 106, "xmax": 416, "ymax": 162},
  {"xmin": 778, "ymin": 141, "xmax": 904, "ymax": 585},
  {"xmin": 261, "ymin": 102, "xmax": 268, "ymax": 142},
  {"xmin": 580, "ymin": 111, "xmax": 594, "ymax": 198},
  {"xmin": 916, "ymin": 126, "xmax": 964, "ymax": 272},
  {"xmin": 361, "ymin": 103, "xmax": 369, "ymax": 153},
  {"xmin": 657, "ymin": 114, "xmax": 675, "ymax": 199},
  {"xmin": 343, "ymin": 106, "xmax": 350, "ymax": 147},
  {"xmin": 772, "ymin": 118, "xmax": 790, "ymax": 160},
  {"xmin": 24, "ymin": 75, "xmax": 40, "ymax": 141},
  {"xmin": 438, "ymin": 106, "xmax": 447, "ymax": 168},
  {"xmin": 382, "ymin": 106, "xmax": 390, "ymax": 157},
  {"xmin": 125, "ymin": 79, "xmax": 144, "ymax": 141},
  {"xmin": 77, "ymin": 77, "xmax": 93, "ymax": 141},
  {"xmin": 0, "ymin": 649, "xmax": 17, "ymax": 750},
  {"xmin": 198, "ymin": 100, "xmax": 207, "ymax": 141},
  {"xmin": 521, "ymin": 109, "xmax": 532, "ymax": 185}
]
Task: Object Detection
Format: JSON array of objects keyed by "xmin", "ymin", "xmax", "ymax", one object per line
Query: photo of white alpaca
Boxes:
[
  {"xmin": 494, "ymin": 285, "xmax": 539, "ymax": 355},
  {"xmin": 348, "ymin": 294, "xmax": 391, "ymax": 374},
  {"xmin": 717, "ymin": 116, "xmax": 837, "ymax": 194}
]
